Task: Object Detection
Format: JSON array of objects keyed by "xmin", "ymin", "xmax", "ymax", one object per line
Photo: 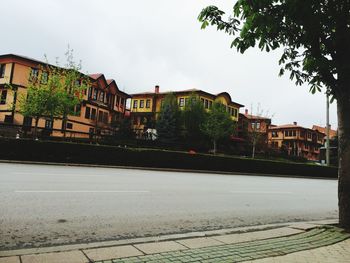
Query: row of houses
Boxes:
[{"xmin": 0, "ymin": 54, "xmax": 336, "ymax": 161}]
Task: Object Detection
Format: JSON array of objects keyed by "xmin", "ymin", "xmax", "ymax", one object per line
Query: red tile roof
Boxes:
[
  {"xmin": 89, "ymin": 73, "xmax": 103, "ymax": 80},
  {"xmin": 312, "ymin": 125, "xmax": 337, "ymax": 138}
]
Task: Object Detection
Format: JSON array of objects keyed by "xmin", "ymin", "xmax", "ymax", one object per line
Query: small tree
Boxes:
[
  {"xmin": 17, "ymin": 48, "xmax": 89, "ymax": 139},
  {"xmin": 156, "ymin": 93, "xmax": 180, "ymax": 142},
  {"xmin": 201, "ymin": 102, "xmax": 235, "ymax": 154},
  {"xmin": 59, "ymin": 48, "xmax": 90, "ymax": 137},
  {"xmin": 183, "ymin": 94, "xmax": 207, "ymax": 140},
  {"xmin": 18, "ymin": 78, "xmax": 62, "ymax": 138}
]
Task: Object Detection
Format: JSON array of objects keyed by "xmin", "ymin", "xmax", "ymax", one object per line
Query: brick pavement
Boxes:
[
  {"xmin": 1, "ymin": 224, "xmax": 349, "ymax": 263},
  {"xmin": 94, "ymin": 226, "xmax": 349, "ymax": 263}
]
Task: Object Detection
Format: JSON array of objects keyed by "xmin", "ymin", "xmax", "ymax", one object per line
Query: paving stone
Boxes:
[
  {"xmin": 0, "ymin": 257, "xmax": 20, "ymax": 263},
  {"xmin": 177, "ymin": 237, "xmax": 224, "ymax": 249},
  {"xmin": 246, "ymin": 238, "xmax": 350, "ymax": 263},
  {"xmin": 21, "ymin": 250, "xmax": 88, "ymax": 263},
  {"xmin": 84, "ymin": 245, "xmax": 143, "ymax": 261},
  {"xmin": 212, "ymin": 227, "xmax": 303, "ymax": 244},
  {"xmin": 135, "ymin": 241, "xmax": 187, "ymax": 255}
]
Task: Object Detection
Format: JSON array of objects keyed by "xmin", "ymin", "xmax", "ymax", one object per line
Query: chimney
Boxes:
[
  {"xmin": 155, "ymin": 85, "xmax": 160, "ymax": 94},
  {"xmin": 293, "ymin": 121, "xmax": 297, "ymax": 125},
  {"xmin": 245, "ymin": 109, "xmax": 248, "ymax": 115}
]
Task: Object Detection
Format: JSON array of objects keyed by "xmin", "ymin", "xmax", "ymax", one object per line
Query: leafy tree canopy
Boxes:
[
  {"xmin": 201, "ymin": 102, "xmax": 235, "ymax": 153},
  {"xmin": 198, "ymin": 1, "xmax": 350, "ymax": 99}
]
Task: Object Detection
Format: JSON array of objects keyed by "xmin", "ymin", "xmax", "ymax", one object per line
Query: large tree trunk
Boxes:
[
  {"xmin": 338, "ymin": 94, "xmax": 350, "ymax": 229},
  {"xmin": 213, "ymin": 140, "xmax": 217, "ymax": 155}
]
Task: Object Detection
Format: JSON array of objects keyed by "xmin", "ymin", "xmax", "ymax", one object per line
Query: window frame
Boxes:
[{"xmin": 0, "ymin": 64, "xmax": 6, "ymax": 78}]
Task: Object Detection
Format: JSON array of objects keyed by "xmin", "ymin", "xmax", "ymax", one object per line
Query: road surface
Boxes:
[{"xmin": 0, "ymin": 162, "xmax": 338, "ymax": 250}]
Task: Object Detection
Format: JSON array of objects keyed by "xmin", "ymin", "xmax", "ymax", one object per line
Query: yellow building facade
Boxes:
[
  {"xmin": 0, "ymin": 54, "xmax": 129, "ymax": 138},
  {"xmin": 130, "ymin": 86, "xmax": 244, "ymax": 132}
]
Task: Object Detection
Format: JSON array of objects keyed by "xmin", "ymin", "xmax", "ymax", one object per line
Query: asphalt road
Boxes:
[{"xmin": 0, "ymin": 162, "xmax": 338, "ymax": 250}]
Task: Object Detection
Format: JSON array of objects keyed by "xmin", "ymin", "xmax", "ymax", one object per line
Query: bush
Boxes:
[{"xmin": 0, "ymin": 138, "xmax": 337, "ymax": 178}]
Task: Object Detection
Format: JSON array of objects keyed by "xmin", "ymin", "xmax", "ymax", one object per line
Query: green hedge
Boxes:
[{"xmin": 0, "ymin": 138, "xmax": 337, "ymax": 178}]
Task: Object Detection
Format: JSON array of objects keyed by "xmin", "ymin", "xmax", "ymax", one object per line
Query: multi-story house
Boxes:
[
  {"xmin": 130, "ymin": 85, "xmax": 244, "ymax": 134},
  {"xmin": 0, "ymin": 54, "xmax": 129, "ymax": 138},
  {"xmin": 238, "ymin": 109, "xmax": 272, "ymax": 137},
  {"xmin": 268, "ymin": 122, "xmax": 325, "ymax": 161}
]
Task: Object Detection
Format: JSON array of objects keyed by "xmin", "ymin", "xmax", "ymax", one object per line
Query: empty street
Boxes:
[{"xmin": 0, "ymin": 162, "xmax": 338, "ymax": 250}]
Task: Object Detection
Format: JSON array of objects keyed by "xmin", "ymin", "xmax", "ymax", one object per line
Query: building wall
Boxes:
[
  {"xmin": 268, "ymin": 126, "xmax": 325, "ymax": 161},
  {"xmin": 0, "ymin": 55, "xmax": 129, "ymax": 138}
]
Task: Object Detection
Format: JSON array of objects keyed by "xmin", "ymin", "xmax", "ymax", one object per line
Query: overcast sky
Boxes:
[{"xmin": 1, "ymin": 0, "xmax": 337, "ymax": 129}]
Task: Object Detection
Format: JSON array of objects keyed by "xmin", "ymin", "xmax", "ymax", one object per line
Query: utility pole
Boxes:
[{"xmin": 326, "ymin": 93, "xmax": 330, "ymax": 166}]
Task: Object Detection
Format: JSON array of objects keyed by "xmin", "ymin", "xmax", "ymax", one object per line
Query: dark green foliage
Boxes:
[
  {"xmin": 0, "ymin": 138, "xmax": 337, "ymax": 178},
  {"xmin": 183, "ymin": 94, "xmax": 207, "ymax": 139},
  {"xmin": 198, "ymin": 1, "xmax": 350, "ymax": 99},
  {"xmin": 201, "ymin": 102, "xmax": 235, "ymax": 154},
  {"xmin": 156, "ymin": 93, "xmax": 180, "ymax": 142},
  {"xmin": 116, "ymin": 118, "xmax": 135, "ymax": 139}
]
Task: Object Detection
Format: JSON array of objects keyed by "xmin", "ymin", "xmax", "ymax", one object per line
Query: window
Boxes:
[
  {"xmin": 252, "ymin": 122, "xmax": 260, "ymax": 130},
  {"xmin": 305, "ymin": 144, "xmax": 309, "ymax": 150},
  {"xmin": 91, "ymin": 108, "xmax": 97, "ymax": 120},
  {"xmin": 272, "ymin": 131, "xmax": 278, "ymax": 137},
  {"xmin": 23, "ymin": 116, "xmax": 32, "ymax": 127},
  {"xmin": 85, "ymin": 107, "xmax": 91, "ymax": 119},
  {"xmin": 0, "ymin": 90, "xmax": 7, "ymax": 104},
  {"xmin": 284, "ymin": 130, "xmax": 296, "ymax": 137},
  {"xmin": 208, "ymin": 100, "xmax": 213, "ymax": 109},
  {"xmin": 120, "ymin": 98, "xmax": 125, "ymax": 106},
  {"xmin": 66, "ymin": 122, "xmax": 73, "ymax": 129},
  {"xmin": 45, "ymin": 119, "xmax": 53, "ymax": 129},
  {"xmin": 0, "ymin": 64, "xmax": 6, "ymax": 78},
  {"xmin": 29, "ymin": 68, "xmax": 39, "ymax": 81},
  {"xmin": 103, "ymin": 112, "xmax": 108, "ymax": 123},
  {"xmin": 204, "ymin": 99, "xmax": 209, "ymax": 109},
  {"xmin": 93, "ymin": 89, "xmax": 98, "ymax": 100},
  {"xmin": 160, "ymin": 99, "xmax": 164, "ymax": 107},
  {"xmin": 98, "ymin": 110, "xmax": 103, "ymax": 122},
  {"xmin": 233, "ymin": 108, "xmax": 238, "ymax": 117},
  {"xmin": 146, "ymin": 99, "xmax": 151, "ymax": 108},
  {"xmin": 74, "ymin": 104, "xmax": 81, "ymax": 116},
  {"xmin": 41, "ymin": 72, "xmax": 48, "ymax": 84},
  {"xmin": 88, "ymin": 87, "xmax": 93, "ymax": 99},
  {"xmin": 116, "ymin": 95, "xmax": 120, "ymax": 106},
  {"xmin": 99, "ymin": 91, "xmax": 105, "ymax": 102},
  {"xmin": 179, "ymin": 98, "xmax": 185, "ymax": 107},
  {"xmin": 4, "ymin": 115, "xmax": 12, "ymax": 123},
  {"xmin": 140, "ymin": 100, "xmax": 145, "ymax": 108},
  {"xmin": 201, "ymin": 98, "xmax": 205, "ymax": 105},
  {"xmin": 75, "ymin": 79, "xmax": 81, "ymax": 86},
  {"xmin": 133, "ymin": 100, "xmax": 138, "ymax": 109}
]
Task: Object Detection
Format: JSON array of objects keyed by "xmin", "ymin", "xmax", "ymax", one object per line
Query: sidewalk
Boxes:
[{"xmin": 1, "ymin": 220, "xmax": 349, "ymax": 263}]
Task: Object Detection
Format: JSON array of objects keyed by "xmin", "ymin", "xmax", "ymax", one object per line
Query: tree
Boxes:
[
  {"xmin": 156, "ymin": 93, "xmax": 181, "ymax": 142},
  {"xmin": 201, "ymin": 102, "xmax": 235, "ymax": 154},
  {"xmin": 18, "ymin": 76, "xmax": 62, "ymax": 138},
  {"xmin": 58, "ymin": 48, "xmax": 90, "ymax": 137},
  {"xmin": 183, "ymin": 94, "xmax": 207, "ymax": 140},
  {"xmin": 198, "ymin": 1, "xmax": 350, "ymax": 228},
  {"xmin": 17, "ymin": 49, "xmax": 89, "ymax": 139}
]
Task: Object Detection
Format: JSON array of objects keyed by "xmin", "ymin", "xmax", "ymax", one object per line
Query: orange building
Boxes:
[
  {"xmin": 0, "ymin": 54, "xmax": 129, "ymax": 138},
  {"xmin": 268, "ymin": 122, "xmax": 325, "ymax": 161},
  {"xmin": 238, "ymin": 109, "xmax": 272, "ymax": 135}
]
